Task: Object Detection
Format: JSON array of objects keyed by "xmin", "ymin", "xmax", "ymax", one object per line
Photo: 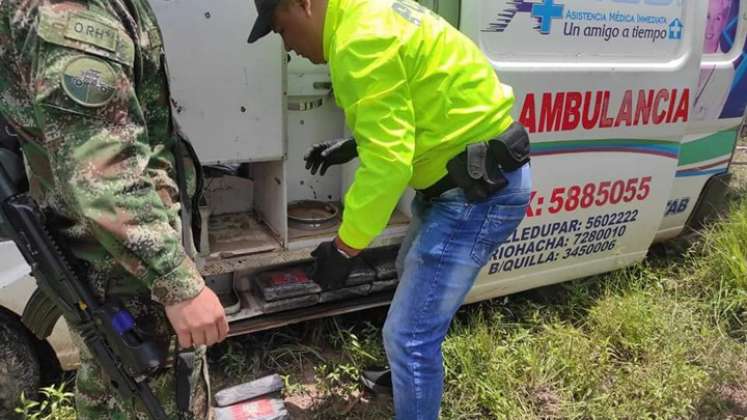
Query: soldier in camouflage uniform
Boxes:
[{"xmin": 0, "ymin": 0, "xmax": 229, "ymax": 418}]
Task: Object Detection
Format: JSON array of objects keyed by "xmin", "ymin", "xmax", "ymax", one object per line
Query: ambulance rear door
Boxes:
[{"xmin": 657, "ymin": 0, "xmax": 747, "ymax": 241}]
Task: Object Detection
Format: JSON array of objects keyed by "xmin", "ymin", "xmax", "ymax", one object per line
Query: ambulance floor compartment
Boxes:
[
  {"xmin": 206, "ymin": 212, "xmax": 283, "ymax": 260},
  {"xmin": 224, "ymin": 246, "xmax": 400, "ymax": 335},
  {"xmin": 202, "ymin": 211, "xmax": 283, "ymax": 316}
]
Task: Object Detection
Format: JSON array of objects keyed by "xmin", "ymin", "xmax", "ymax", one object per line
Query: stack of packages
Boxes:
[
  {"xmin": 213, "ymin": 374, "xmax": 289, "ymax": 420},
  {"xmin": 255, "ymin": 268, "xmax": 321, "ymax": 313},
  {"xmin": 362, "ymin": 246, "xmax": 399, "ymax": 293},
  {"xmin": 319, "ymin": 257, "xmax": 376, "ymax": 303},
  {"xmin": 254, "ymin": 247, "xmax": 401, "ymax": 312}
]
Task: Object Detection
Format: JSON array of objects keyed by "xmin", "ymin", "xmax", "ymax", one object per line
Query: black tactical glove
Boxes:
[
  {"xmin": 304, "ymin": 137, "xmax": 358, "ymax": 175},
  {"xmin": 310, "ymin": 240, "xmax": 353, "ymax": 291}
]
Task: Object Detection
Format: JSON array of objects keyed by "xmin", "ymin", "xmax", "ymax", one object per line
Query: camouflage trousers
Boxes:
[
  {"xmin": 71, "ymin": 296, "xmax": 213, "ymax": 420},
  {"xmin": 73, "ymin": 332, "xmax": 212, "ymax": 420}
]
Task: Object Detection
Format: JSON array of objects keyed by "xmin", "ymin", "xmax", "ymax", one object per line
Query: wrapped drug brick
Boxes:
[
  {"xmin": 254, "ymin": 268, "xmax": 321, "ymax": 302},
  {"xmin": 258, "ymin": 294, "xmax": 320, "ymax": 314},
  {"xmin": 215, "ymin": 374, "xmax": 284, "ymax": 407},
  {"xmin": 319, "ymin": 283, "xmax": 372, "ymax": 303},
  {"xmin": 362, "ymin": 246, "xmax": 399, "ymax": 281},
  {"xmin": 346, "ymin": 258, "xmax": 377, "ymax": 286},
  {"xmin": 371, "ymin": 278, "xmax": 398, "ymax": 293},
  {"xmin": 214, "ymin": 396, "xmax": 289, "ymax": 420}
]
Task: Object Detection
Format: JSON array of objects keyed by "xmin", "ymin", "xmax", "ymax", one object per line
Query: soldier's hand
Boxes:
[
  {"xmin": 165, "ymin": 287, "xmax": 229, "ymax": 348},
  {"xmin": 304, "ymin": 137, "xmax": 358, "ymax": 175}
]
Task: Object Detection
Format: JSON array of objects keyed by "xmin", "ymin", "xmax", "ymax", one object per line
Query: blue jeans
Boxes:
[{"xmin": 383, "ymin": 164, "xmax": 531, "ymax": 420}]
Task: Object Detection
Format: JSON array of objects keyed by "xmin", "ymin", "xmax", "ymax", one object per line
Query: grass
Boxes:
[
  {"xmin": 439, "ymin": 267, "xmax": 746, "ymax": 419},
  {"xmin": 437, "ymin": 182, "xmax": 747, "ymax": 419},
  {"xmin": 16, "ymin": 382, "xmax": 76, "ymax": 420},
  {"xmin": 22, "ymin": 161, "xmax": 747, "ymax": 419}
]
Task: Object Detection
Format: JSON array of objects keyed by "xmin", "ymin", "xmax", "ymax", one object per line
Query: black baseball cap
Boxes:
[{"xmin": 248, "ymin": 0, "xmax": 282, "ymax": 43}]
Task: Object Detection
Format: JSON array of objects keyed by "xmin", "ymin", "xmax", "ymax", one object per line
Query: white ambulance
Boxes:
[{"xmin": 1, "ymin": 0, "xmax": 746, "ymax": 414}]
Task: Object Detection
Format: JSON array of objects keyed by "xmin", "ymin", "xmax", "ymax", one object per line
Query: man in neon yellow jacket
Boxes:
[{"xmin": 250, "ymin": 0, "xmax": 531, "ymax": 418}]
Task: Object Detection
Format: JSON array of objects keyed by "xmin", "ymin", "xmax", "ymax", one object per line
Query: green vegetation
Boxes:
[{"xmin": 16, "ymin": 382, "xmax": 76, "ymax": 420}]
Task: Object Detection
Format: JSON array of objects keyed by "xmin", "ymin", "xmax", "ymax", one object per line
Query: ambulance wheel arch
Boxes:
[
  {"xmin": 681, "ymin": 111, "xmax": 747, "ymax": 234},
  {"xmin": 0, "ymin": 306, "xmax": 62, "ymax": 419}
]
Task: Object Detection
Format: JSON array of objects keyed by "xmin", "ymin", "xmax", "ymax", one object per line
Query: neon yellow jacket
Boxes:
[{"xmin": 324, "ymin": 0, "xmax": 515, "ymax": 249}]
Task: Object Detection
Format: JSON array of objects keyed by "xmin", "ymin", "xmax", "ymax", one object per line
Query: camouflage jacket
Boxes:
[{"xmin": 0, "ymin": 0, "xmax": 204, "ymax": 305}]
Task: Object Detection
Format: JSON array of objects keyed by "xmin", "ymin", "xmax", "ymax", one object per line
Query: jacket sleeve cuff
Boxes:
[
  {"xmin": 150, "ymin": 257, "xmax": 205, "ymax": 305},
  {"xmin": 339, "ymin": 221, "xmax": 374, "ymax": 250}
]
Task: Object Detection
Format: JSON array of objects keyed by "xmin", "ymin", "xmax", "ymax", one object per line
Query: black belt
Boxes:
[
  {"xmin": 419, "ymin": 175, "xmax": 457, "ymax": 201},
  {"xmin": 418, "ymin": 122, "xmax": 531, "ymax": 203}
]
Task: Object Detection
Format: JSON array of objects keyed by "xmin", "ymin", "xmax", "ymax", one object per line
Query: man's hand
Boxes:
[
  {"xmin": 310, "ymin": 240, "xmax": 356, "ymax": 290},
  {"xmin": 304, "ymin": 137, "xmax": 357, "ymax": 175},
  {"xmin": 165, "ymin": 287, "xmax": 229, "ymax": 349}
]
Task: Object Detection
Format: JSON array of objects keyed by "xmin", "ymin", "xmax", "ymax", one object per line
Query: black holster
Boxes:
[{"xmin": 445, "ymin": 122, "xmax": 531, "ymax": 202}]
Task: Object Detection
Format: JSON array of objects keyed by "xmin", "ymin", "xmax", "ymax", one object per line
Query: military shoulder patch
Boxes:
[
  {"xmin": 64, "ymin": 15, "xmax": 119, "ymax": 52},
  {"xmin": 147, "ymin": 27, "xmax": 163, "ymax": 49},
  {"xmin": 61, "ymin": 56, "xmax": 117, "ymax": 107},
  {"xmin": 37, "ymin": 8, "xmax": 135, "ymax": 67}
]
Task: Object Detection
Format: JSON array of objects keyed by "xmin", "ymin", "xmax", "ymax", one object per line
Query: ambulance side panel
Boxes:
[{"xmin": 462, "ymin": 0, "xmax": 704, "ymax": 302}]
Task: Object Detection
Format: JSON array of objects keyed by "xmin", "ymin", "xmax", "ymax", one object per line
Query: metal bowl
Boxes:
[{"xmin": 287, "ymin": 200, "xmax": 339, "ymax": 230}]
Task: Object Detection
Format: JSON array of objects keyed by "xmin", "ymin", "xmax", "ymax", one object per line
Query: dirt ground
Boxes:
[{"xmin": 208, "ymin": 307, "xmax": 395, "ymax": 419}]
